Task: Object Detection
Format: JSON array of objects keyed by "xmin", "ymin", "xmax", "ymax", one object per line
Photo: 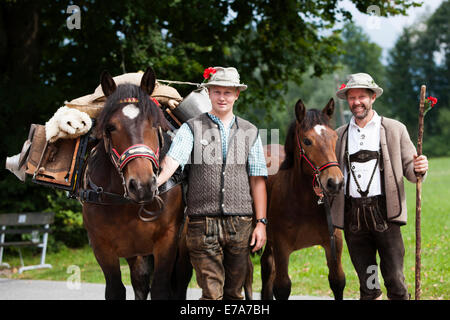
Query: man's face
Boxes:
[
  {"xmin": 346, "ymin": 88, "xmax": 376, "ymax": 120},
  {"xmin": 208, "ymin": 85, "xmax": 240, "ymax": 115}
]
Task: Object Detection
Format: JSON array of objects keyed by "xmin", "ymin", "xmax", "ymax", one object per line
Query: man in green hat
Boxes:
[
  {"xmin": 324, "ymin": 73, "xmax": 428, "ymax": 299},
  {"xmin": 157, "ymin": 67, "xmax": 268, "ymax": 300}
]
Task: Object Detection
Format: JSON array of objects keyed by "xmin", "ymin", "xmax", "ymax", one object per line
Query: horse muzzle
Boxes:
[
  {"xmin": 325, "ymin": 177, "xmax": 344, "ymax": 195},
  {"xmin": 319, "ymin": 167, "xmax": 344, "ymax": 196},
  {"xmin": 127, "ymin": 175, "xmax": 158, "ymax": 204}
]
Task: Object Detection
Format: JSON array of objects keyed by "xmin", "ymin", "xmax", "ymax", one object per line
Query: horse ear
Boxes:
[
  {"xmin": 100, "ymin": 71, "xmax": 117, "ymax": 97},
  {"xmin": 294, "ymin": 99, "xmax": 306, "ymax": 124},
  {"xmin": 323, "ymin": 98, "xmax": 335, "ymax": 118},
  {"xmin": 140, "ymin": 67, "xmax": 156, "ymax": 95}
]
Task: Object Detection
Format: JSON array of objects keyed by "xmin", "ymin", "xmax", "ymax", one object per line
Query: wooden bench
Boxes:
[{"xmin": 0, "ymin": 212, "xmax": 55, "ymax": 274}]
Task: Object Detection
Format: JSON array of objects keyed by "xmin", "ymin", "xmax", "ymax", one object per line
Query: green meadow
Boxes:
[{"xmin": 2, "ymin": 157, "xmax": 449, "ymax": 300}]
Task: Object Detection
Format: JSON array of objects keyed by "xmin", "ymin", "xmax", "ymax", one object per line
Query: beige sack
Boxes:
[{"xmin": 65, "ymin": 72, "xmax": 183, "ymax": 118}]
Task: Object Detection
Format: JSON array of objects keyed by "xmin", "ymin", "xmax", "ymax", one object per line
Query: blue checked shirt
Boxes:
[{"xmin": 167, "ymin": 113, "xmax": 268, "ymax": 177}]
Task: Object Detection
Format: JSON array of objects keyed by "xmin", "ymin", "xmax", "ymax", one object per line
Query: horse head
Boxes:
[
  {"xmin": 96, "ymin": 67, "xmax": 168, "ymax": 204},
  {"xmin": 293, "ymin": 98, "xmax": 344, "ymax": 195}
]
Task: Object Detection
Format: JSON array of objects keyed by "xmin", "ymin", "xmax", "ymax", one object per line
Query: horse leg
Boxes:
[
  {"xmin": 244, "ymin": 254, "xmax": 253, "ymax": 300},
  {"xmin": 171, "ymin": 239, "xmax": 193, "ymax": 300},
  {"xmin": 323, "ymin": 229, "xmax": 346, "ymax": 300},
  {"xmin": 272, "ymin": 245, "xmax": 292, "ymax": 300},
  {"xmin": 260, "ymin": 244, "xmax": 276, "ymax": 300},
  {"xmin": 93, "ymin": 248, "xmax": 126, "ymax": 300},
  {"xmin": 151, "ymin": 239, "xmax": 178, "ymax": 300},
  {"xmin": 126, "ymin": 255, "xmax": 152, "ymax": 300}
]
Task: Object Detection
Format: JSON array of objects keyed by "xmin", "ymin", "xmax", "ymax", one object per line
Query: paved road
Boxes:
[{"xmin": 0, "ymin": 278, "xmax": 334, "ymax": 300}]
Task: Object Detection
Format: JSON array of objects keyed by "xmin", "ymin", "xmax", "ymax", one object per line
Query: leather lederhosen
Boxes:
[{"xmin": 343, "ymin": 133, "xmax": 409, "ymax": 300}]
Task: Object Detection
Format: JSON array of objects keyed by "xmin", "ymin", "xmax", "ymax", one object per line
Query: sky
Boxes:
[{"xmin": 340, "ymin": 0, "xmax": 445, "ymax": 63}]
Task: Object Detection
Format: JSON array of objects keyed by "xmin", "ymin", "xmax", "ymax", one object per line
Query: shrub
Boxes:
[{"xmin": 46, "ymin": 190, "xmax": 88, "ymax": 249}]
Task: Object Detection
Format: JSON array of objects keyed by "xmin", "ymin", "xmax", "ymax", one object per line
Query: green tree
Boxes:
[
  {"xmin": 339, "ymin": 22, "xmax": 388, "ymax": 116},
  {"xmin": 386, "ymin": 27, "xmax": 420, "ymax": 127},
  {"xmin": 0, "ymin": 0, "xmax": 422, "ymax": 215},
  {"xmin": 386, "ymin": 0, "xmax": 449, "ymax": 156},
  {"xmin": 270, "ymin": 21, "xmax": 387, "ymax": 140}
]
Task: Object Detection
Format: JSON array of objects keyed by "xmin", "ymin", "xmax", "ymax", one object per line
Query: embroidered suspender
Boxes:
[{"xmin": 345, "ymin": 131, "xmax": 382, "ymax": 198}]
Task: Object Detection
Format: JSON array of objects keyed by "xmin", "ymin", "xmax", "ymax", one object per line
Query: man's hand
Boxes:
[
  {"xmin": 414, "ymin": 154, "xmax": 428, "ymax": 175},
  {"xmin": 156, "ymin": 155, "xmax": 180, "ymax": 187},
  {"xmin": 250, "ymin": 223, "xmax": 266, "ymax": 253}
]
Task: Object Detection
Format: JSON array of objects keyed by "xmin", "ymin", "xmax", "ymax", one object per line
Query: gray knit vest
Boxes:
[{"xmin": 185, "ymin": 113, "xmax": 258, "ymax": 216}]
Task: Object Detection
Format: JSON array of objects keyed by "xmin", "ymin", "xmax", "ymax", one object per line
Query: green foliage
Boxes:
[
  {"xmin": 386, "ymin": 1, "xmax": 450, "ymax": 155},
  {"xmin": 45, "ymin": 191, "xmax": 87, "ymax": 250},
  {"xmin": 262, "ymin": 21, "xmax": 388, "ymax": 140},
  {"xmin": 0, "ymin": 0, "xmax": 424, "ymax": 244}
]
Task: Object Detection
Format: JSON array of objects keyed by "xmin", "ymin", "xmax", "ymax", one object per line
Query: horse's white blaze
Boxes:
[
  {"xmin": 314, "ymin": 124, "xmax": 326, "ymax": 136},
  {"xmin": 122, "ymin": 104, "xmax": 140, "ymax": 119}
]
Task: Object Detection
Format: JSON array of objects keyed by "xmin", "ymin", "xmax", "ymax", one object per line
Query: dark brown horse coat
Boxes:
[
  {"xmin": 81, "ymin": 67, "xmax": 191, "ymax": 300},
  {"xmin": 261, "ymin": 98, "xmax": 346, "ymax": 300}
]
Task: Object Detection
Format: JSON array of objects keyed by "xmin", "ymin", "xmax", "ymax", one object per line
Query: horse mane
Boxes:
[
  {"xmin": 279, "ymin": 109, "xmax": 330, "ymax": 170},
  {"xmin": 95, "ymin": 83, "xmax": 170, "ymax": 137}
]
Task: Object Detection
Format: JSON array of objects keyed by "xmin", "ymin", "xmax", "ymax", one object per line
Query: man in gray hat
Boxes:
[
  {"xmin": 321, "ymin": 72, "xmax": 428, "ymax": 299},
  {"xmin": 157, "ymin": 67, "xmax": 268, "ymax": 300}
]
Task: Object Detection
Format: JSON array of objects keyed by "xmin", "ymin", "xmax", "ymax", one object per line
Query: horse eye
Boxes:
[
  {"xmin": 303, "ymin": 138, "xmax": 312, "ymax": 146},
  {"xmin": 105, "ymin": 124, "xmax": 116, "ymax": 133}
]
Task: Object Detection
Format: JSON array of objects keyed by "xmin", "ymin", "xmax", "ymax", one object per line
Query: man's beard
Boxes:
[{"xmin": 351, "ymin": 103, "xmax": 370, "ymax": 120}]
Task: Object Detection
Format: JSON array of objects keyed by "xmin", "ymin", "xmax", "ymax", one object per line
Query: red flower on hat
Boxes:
[
  {"xmin": 339, "ymin": 83, "xmax": 346, "ymax": 90},
  {"xmin": 203, "ymin": 67, "xmax": 217, "ymax": 80}
]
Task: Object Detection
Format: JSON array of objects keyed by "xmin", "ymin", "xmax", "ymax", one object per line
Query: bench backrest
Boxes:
[{"xmin": 0, "ymin": 212, "xmax": 55, "ymax": 226}]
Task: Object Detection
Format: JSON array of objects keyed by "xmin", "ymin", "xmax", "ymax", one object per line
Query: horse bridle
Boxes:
[
  {"xmin": 296, "ymin": 133, "xmax": 340, "ymax": 192},
  {"xmin": 296, "ymin": 131, "xmax": 339, "ymax": 263},
  {"xmin": 96, "ymin": 95, "xmax": 166, "ymax": 221},
  {"xmin": 110, "ymin": 143, "xmax": 160, "ymax": 175}
]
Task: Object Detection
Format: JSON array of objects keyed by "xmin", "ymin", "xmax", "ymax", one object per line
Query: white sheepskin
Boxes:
[{"xmin": 45, "ymin": 106, "xmax": 92, "ymax": 142}]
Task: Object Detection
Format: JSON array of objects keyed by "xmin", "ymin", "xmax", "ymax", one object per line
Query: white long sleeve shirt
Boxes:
[{"xmin": 344, "ymin": 110, "xmax": 383, "ymax": 198}]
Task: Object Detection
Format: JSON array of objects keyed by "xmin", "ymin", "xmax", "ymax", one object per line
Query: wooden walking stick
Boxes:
[{"xmin": 415, "ymin": 85, "xmax": 426, "ymax": 300}]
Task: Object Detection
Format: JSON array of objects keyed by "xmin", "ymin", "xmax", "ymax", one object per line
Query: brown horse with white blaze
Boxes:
[
  {"xmin": 261, "ymin": 98, "xmax": 346, "ymax": 300},
  {"xmin": 81, "ymin": 67, "xmax": 192, "ymax": 300}
]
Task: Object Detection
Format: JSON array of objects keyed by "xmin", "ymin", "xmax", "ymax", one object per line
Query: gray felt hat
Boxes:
[
  {"xmin": 336, "ymin": 73, "xmax": 383, "ymax": 99},
  {"xmin": 201, "ymin": 67, "xmax": 247, "ymax": 91}
]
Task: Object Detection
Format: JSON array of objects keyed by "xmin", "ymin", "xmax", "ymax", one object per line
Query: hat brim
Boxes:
[
  {"xmin": 336, "ymin": 86, "xmax": 383, "ymax": 99},
  {"xmin": 201, "ymin": 81, "xmax": 247, "ymax": 91}
]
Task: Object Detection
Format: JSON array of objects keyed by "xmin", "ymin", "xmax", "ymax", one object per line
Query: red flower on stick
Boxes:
[
  {"xmin": 203, "ymin": 67, "xmax": 217, "ymax": 80},
  {"xmin": 424, "ymin": 96, "xmax": 438, "ymax": 115}
]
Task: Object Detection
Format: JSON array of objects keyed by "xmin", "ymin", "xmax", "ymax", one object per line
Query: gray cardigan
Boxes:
[{"xmin": 331, "ymin": 116, "xmax": 426, "ymax": 228}]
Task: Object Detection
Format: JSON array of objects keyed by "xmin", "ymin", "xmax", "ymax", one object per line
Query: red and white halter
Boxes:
[{"xmin": 110, "ymin": 144, "xmax": 160, "ymax": 172}]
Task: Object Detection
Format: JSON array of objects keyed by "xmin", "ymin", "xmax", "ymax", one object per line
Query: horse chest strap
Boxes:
[{"xmin": 79, "ymin": 178, "xmax": 129, "ymax": 205}]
